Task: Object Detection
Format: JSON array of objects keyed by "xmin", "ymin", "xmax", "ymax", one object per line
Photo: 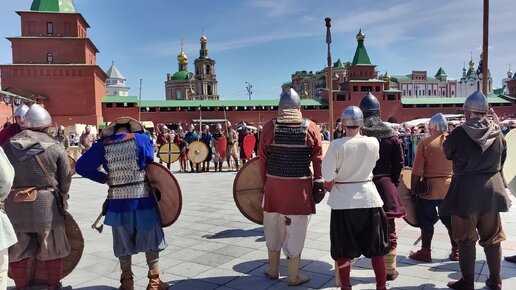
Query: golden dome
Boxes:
[
  {"xmin": 200, "ymin": 34, "xmax": 207, "ymax": 43},
  {"xmin": 177, "ymin": 49, "xmax": 188, "ymax": 64},
  {"xmin": 356, "ymin": 29, "xmax": 365, "ymax": 41}
]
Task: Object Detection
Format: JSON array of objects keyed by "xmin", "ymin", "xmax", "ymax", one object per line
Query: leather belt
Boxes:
[{"xmin": 334, "ymin": 180, "xmax": 371, "ymax": 184}]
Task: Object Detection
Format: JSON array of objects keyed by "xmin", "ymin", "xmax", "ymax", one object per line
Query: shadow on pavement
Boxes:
[{"xmin": 202, "ymin": 227, "xmax": 264, "ymax": 240}]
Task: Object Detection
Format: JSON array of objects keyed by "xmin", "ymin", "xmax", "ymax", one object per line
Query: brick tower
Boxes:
[{"xmin": 0, "ymin": 0, "xmax": 107, "ymax": 126}]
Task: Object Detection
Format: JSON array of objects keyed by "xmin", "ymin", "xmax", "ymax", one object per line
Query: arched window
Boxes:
[
  {"xmin": 207, "ymin": 85, "xmax": 213, "ymax": 95},
  {"xmin": 47, "ymin": 52, "xmax": 53, "ymax": 63},
  {"xmin": 205, "ymin": 64, "xmax": 211, "ymax": 75}
]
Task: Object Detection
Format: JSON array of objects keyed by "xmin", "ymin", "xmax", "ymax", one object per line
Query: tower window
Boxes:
[
  {"xmin": 47, "ymin": 22, "xmax": 54, "ymax": 35},
  {"xmin": 47, "ymin": 52, "xmax": 53, "ymax": 63},
  {"xmin": 205, "ymin": 64, "xmax": 212, "ymax": 75},
  {"xmin": 207, "ymin": 85, "xmax": 213, "ymax": 95}
]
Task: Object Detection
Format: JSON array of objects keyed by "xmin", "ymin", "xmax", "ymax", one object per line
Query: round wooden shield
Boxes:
[
  {"xmin": 243, "ymin": 134, "xmax": 256, "ymax": 159},
  {"xmin": 17, "ymin": 214, "xmax": 84, "ymax": 285},
  {"xmin": 398, "ymin": 167, "xmax": 418, "ymax": 227},
  {"xmin": 217, "ymin": 136, "xmax": 228, "ymax": 160},
  {"xmin": 158, "ymin": 143, "xmax": 180, "ymax": 164},
  {"xmin": 233, "ymin": 157, "xmax": 264, "ymax": 224},
  {"xmin": 68, "ymin": 155, "xmax": 76, "ymax": 176},
  {"xmin": 187, "ymin": 141, "xmax": 209, "ymax": 164},
  {"xmin": 503, "ymin": 129, "xmax": 516, "ymax": 197},
  {"xmin": 146, "ymin": 162, "xmax": 182, "ymax": 227}
]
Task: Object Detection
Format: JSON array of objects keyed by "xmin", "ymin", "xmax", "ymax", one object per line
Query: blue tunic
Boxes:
[{"xmin": 76, "ymin": 133, "xmax": 167, "ymax": 256}]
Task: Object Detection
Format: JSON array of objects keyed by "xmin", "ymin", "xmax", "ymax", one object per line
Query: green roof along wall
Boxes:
[
  {"xmin": 30, "ymin": 0, "xmax": 77, "ymax": 13},
  {"xmin": 401, "ymin": 96, "xmax": 511, "ymax": 105},
  {"xmin": 102, "ymin": 96, "xmax": 325, "ymax": 108}
]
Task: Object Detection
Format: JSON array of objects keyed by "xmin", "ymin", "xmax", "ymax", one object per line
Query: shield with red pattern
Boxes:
[
  {"xmin": 217, "ymin": 136, "xmax": 227, "ymax": 160},
  {"xmin": 243, "ymin": 134, "xmax": 256, "ymax": 159}
]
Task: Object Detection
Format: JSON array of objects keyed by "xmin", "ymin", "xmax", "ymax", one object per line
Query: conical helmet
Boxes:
[
  {"xmin": 428, "ymin": 113, "xmax": 448, "ymax": 132},
  {"xmin": 359, "ymin": 92, "xmax": 380, "ymax": 118},
  {"xmin": 24, "ymin": 104, "xmax": 52, "ymax": 130},
  {"xmin": 341, "ymin": 106, "xmax": 363, "ymax": 127},
  {"xmin": 14, "ymin": 104, "xmax": 29, "ymax": 119},
  {"xmin": 278, "ymin": 88, "xmax": 301, "ymax": 111},
  {"xmin": 463, "ymin": 90, "xmax": 488, "ymax": 113}
]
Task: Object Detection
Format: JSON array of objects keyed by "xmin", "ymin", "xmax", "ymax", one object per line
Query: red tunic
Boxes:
[
  {"xmin": 0, "ymin": 123, "xmax": 22, "ymax": 146},
  {"xmin": 258, "ymin": 119, "xmax": 323, "ymax": 215}
]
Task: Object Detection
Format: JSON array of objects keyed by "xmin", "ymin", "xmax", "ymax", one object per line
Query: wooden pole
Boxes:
[
  {"xmin": 325, "ymin": 18, "xmax": 334, "ymax": 141},
  {"xmin": 482, "ymin": 0, "xmax": 489, "ymax": 96},
  {"xmin": 138, "ymin": 78, "xmax": 142, "ymax": 122}
]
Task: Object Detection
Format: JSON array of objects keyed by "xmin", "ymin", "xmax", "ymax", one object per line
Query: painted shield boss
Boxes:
[
  {"xmin": 233, "ymin": 157, "xmax": 264, "ymax": 224},
  {"xmin": 187, "ymin": 141, "xmax": 209, "ymax": 164},
  {"xmin": 397, "ymin": 167, "xmax": 419, "ymax": 227},
  {"xmin": 146, "ymin": 162, "xmax": 182, "ymax": 227}
]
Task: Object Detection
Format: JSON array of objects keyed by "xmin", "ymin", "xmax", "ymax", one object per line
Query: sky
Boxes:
[{"xmin": 0, "ymin": 0, "xmax": 515, "ymax": 100}]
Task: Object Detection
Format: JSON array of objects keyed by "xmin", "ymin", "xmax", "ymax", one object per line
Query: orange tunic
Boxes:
[
  {"xmin": 258, "ymin": 119, "xmax": 323, "ymax": 215},
  {"xmin": 412, "ymin": 133, "xmax": 453, "ymax": 200}
]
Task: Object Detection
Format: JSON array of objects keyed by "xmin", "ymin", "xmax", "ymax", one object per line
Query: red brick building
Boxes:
[{"xmin": 0, "ymin": 0, "xmax": 107, "ymax": 126}]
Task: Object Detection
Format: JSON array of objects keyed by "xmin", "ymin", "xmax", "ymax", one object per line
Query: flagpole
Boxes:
[
  {"xmin": 482, "ymin": 0, "xmax": 489, "ymax": 96},
  {"xmin": 325, "ymin": 18, "xmax": 334, "ymax": 141}
]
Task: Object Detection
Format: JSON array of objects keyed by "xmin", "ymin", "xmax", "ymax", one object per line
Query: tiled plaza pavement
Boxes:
[{"xmin": 8, "ymin": 163, "xmax": 516, "ymax": 289}]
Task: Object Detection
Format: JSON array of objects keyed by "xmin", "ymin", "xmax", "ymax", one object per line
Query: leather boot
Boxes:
[
  {"xmin": 214, "ymin": 162, "xmax": 218, "ymax": 172},
  {"xmin": 9, "ymin": 259, "xmax": 29, "ymax": 289},
  {"xmin": 147, "ymin": 269, "xmax": 169, "ymax": 290},
  {"xmin": 484, "ymin": 244, "xmax": 502, "ymax": 290},
  {"xmin": 449, "ymin": 246, "xmax": 459, "ymax": 261},
  {"xmin": 447, "ymin": 242, "xmax": 475, "ymax": 290},
  {"xmin": 264, "ymin": 251, "xmax": 280, "ymax": 279},
  {"xmin": 119, "ymin": 271, "xmax": 134, "ymax": 290},
  {"xmin": 46, "ymin": 258, "xmax": 63, "ymax": 290},
  {"xmin": 286, "ymin": 256, "xmax": 310, "ymax": 286},
  {"xmin": 218, "ymin": 162, "xmax": 223, "ymax": 172},
  {"xmin": 409, "ymin": 247, "xmax": 432, "ymax": 262},
  {"xmin": 385, "ymin": 248, "xmax": 398, "ymax": 281},
  {"xmin": 207, "ymin": 163, "xmax": 210, "ymax": 172}
]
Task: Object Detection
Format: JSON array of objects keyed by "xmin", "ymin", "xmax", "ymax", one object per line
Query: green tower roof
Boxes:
[
  {"xmin": 435, "ymin": 67, "xmax": 447, "ymax": 78},
  {"xmin": 352, "ymin": 30, "xmax": 372, "ymax": 66},
  {"xmin": 333, "ymin": 59, "xmax": 344, "ymax": 68},
  {"xmin": 30, "ymin": 0, "xmax": 77, "ymax": 13}
]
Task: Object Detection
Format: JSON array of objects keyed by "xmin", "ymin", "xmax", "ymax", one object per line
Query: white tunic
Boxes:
[
  {"xmin": 322, "ymin": 136, "xmax": 384, "ymax": 210},
  {"xmin": 0, "ymin": 147, "xmax": 17, "ymax": 250}
]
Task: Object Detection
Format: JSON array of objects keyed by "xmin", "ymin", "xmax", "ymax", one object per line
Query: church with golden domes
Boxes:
[{"xmin": 164, "ymin": 35, "xmax": 219, "ymax": 100}]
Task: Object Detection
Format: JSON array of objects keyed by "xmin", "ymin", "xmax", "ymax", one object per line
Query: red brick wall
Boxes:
[
  {"xmin": 19, "ymin": 12, "xmax": 87, "ymax": 38},
  {"xmin": 0, "ymin": 65, "xmax": 106, "ymax": 126},
  {"xmin": 10, "ymin": 38, "xmax": 96, "ymax": 64}
]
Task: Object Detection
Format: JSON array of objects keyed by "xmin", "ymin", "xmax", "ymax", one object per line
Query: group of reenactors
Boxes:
[
  {"xmin": 155, "ymin": 120, "xmax": 259, "ymax": 173},
  {"xmin": 0, "ymin": 86, "xmax": 512, "ymax": 290}
]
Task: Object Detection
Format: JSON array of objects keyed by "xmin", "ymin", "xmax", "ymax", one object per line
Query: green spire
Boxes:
[
  {"xmin": 30, "ymin": 0, "xmax": 77, "ymax": 13},
  {"xmin": 435, "ymin": 67, "xmax": 447, "ymax": 78},
  {"xmin": 352, "ymin": 29, "xmax": 372, "ymax": 66},
  {"xmin": 333, "ymin": 59, "xmax": 344, "ymax": 68}
]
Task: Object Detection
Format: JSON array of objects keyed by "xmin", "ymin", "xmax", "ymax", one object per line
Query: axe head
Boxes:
[{"xmin": 92, "ymin": 224, "xmax": 103, "ymax": 233}]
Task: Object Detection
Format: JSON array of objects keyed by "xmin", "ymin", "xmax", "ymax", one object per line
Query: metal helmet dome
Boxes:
[
  {"xmin": 428, "ymin": 113, "xmax": 448, "ymax": 133},
  {"xmin": 24, "ymin": 104, "xmax": 52, "ymax": 130},
  {"xmin": 216, "ymin": 123, "xmax": 222, "ymax": 130},
  {"xmin": 341, "ymin": 106, "xmax": 364, "ymax": 127},
  {"xmin": 463, "ymin": 90, "xmax": 488, "ymax": 113},
  {"xmin": 278, "ymin": 88, "xmax": 301, "ymax": 111},
  {"xmin": 14, "ymin": 104, "xmax": 30, "ymax": 119},
  {"xmin": 359, "ymin": 92, "xmax": 380, "ymax": 118}
]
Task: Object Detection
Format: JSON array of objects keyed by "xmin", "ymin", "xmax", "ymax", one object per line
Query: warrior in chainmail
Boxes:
[
  {"xmin": 0, "ymin": 104, "xmax": 29, "ymax": 146},
  {"xmin": 2, "ymin": 104, "xmax": 71, "ymax": 290},
  {"xmin": 211, "ymin": 123, "xmax": 225, "ymax": 172},
  {"xmin": 0, "ymin": 147, "xmax": 16, "ymax": 290},
  {"xmin": 225, "ymin": 121, "xmax": 239, "ymax": 171},
  {"xmin": 76, "ymin": 117, "xmax": 169, "ymax": 290},
  {"xmin": 359, "ymin": 92, "xmax": 405, "ymax": 282},
  {"xmin": 54, "ymin": 125, "xmax": 70, "ymax": 151},
  {"xmin": 258, "ymin": 88, "xmax": 324, "ymax": 286}
]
